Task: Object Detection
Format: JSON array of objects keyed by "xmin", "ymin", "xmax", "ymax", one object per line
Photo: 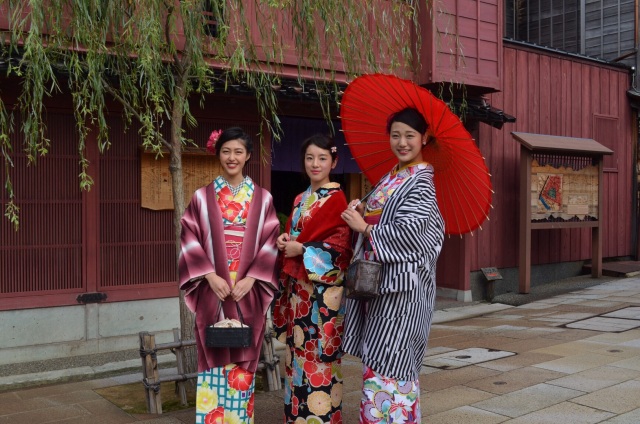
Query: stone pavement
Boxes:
[{"xmin": 2, "ymin": 276, "xmax": 640, "ymax": 423}]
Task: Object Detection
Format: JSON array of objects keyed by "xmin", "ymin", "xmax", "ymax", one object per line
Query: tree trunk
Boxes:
[{"xmin": 169, "ymin": 87, "xmax": 198, "ymax": 389}]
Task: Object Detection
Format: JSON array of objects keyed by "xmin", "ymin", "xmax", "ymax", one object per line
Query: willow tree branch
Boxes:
[{"xmin": 101, "ymin": 77, "xmax": 171, "ymax": 151}]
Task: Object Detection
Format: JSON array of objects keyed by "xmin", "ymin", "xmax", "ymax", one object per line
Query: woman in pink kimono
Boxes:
[
  {"xmin": 178, "ymin": 127, "xmax": 280, "ymax": 424},
  {"xmin": 274, "ymin": 134, "xmax": 352, "ymax": 424}
]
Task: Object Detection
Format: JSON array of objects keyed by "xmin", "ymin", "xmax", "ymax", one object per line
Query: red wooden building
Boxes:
[{"xmin": 0, "ymin": 0, "xmax": 637, "ymax": 362}]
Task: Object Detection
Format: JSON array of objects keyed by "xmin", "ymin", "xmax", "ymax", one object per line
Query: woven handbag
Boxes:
[
  {"xmin": 205, "ymin": 301, "xmax": 252, "ymax": 348},
  {"xmin": 345, "ymin": 238, "xmax": 381, "ymax": 299}
]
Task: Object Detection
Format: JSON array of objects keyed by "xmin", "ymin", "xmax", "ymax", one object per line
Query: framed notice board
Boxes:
[{"xmin": 512, "ymin": 132, "xmax": 613, "ymax": 293}]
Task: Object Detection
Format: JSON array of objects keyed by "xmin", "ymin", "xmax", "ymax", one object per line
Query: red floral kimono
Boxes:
[
  {"xmin": 179, "ymin": 176, "xmax": 279, "ymax": 424},
  {"xmin": 274, "ymin": 183, "xmax": 352, "ymax": 424}
]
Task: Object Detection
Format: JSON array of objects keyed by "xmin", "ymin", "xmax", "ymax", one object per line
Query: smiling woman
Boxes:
[
  {"xmin": 178, "ymin": 127, "xmax": 280, "ymax": 424},
  {"xmin": 273, "ymin": 134, "xmax": 353, "ymax": 423}
]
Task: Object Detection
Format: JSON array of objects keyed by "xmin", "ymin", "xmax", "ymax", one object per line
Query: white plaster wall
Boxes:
[{"xmin": 0, "ymin": 297, "xmax": 181, "ymax": 365}]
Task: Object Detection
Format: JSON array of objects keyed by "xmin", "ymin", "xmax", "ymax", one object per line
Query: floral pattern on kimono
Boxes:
[
  {"xmin": 273, "ymin": 183, "xmax": 351, "ymax": 424},
  {"xmin": 214, "ymin": 175, "xmax": 254, "ymax": 282},
  {"xmin": 196, "ymin": 364, "xmax": 255, "ymax": 424},
  {"xmin": 360, "ymin": 365, "xmax": 420, "ymax": 424}
]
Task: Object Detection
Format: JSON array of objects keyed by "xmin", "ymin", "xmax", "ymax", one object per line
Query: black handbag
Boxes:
[
  {"xmin": 345, "ymin": 238, "xmax": 381, "ymax": 299},
  {"xmin": 205, "ymin": 301, "xmax": 252, "ymax": 348}
]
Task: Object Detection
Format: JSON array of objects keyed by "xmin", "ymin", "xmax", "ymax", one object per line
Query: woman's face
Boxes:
[
  {"xmin": 304, "ymin": 144, "xmax": 336, "ymax": 187},
  {"xmin": 218, "ymin": 139, "xmax": 250, "ymax": 180},
  {"xmin": 389, "ymin": 121, "xmax": 425, "ymax": 167}
]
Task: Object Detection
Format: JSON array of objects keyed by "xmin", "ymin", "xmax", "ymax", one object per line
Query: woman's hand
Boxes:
[
  {"xmin": 205, "ymin": 272, "xmax": 231, "ymax": 301},
  {"xmin": 342, "ymin": 203, "xmax": 368, "ymax": 233},
  {"xmin": 276, "ymin": 232, "xmax": 290, "ymax": 251},
  {"xmin": 231, "ymin": 276, "xmax": 256, "ymax": 301},
  {"xmin": 348, "ymin": 199, "xmax": 365, "ymax": 215},
  {"xmin": 282, "ymin": 241, "xmax": 305, "ymax": 258}
]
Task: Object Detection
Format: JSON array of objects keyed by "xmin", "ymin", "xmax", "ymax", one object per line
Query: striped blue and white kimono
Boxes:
[{"xmin": 343, "ymin": 163, "xmax": 444, "ymax": 423}]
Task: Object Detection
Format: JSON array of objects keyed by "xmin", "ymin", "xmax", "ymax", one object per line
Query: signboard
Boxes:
[
  {"xmin": 140, "ymin": 149, "xmax": 221, "ymax": 210},
  {"xmin": 481, "ymin": 267, "xmax": 503, "ymax": 281}
]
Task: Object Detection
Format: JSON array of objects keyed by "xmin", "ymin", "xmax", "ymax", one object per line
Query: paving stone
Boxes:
[
  {"xmin": 475, "ymin": 352, "xmax": 564, "ymax": 372},
  {"xmin": 556, "ymin": 294, "xmax": 609, "ymax": 300},
  {"xmin": 571, "ymin": 380, "xmax": 640, "ymax": 414},
  {"xmin": 423, "ymin": 348, "xmax": 515, "ymax": 370},
  {"xmin": 620, "ymin": 338, "xmax": 640, "ymax": 348},
  {"xmin": 566, "ymin": 317, "xmax": 640, "ymax": 332},
  {"xmin": 0, "ymin": 404, "xmax": 91, "ymax": 423},
  {"xmin": 609, "ymin": 356, "xmax": 640, "ymax": 371},
  {"xmin": 601, "ymin": 408, "xmax": 640, "ymax": 423},
  {"xmin": 486, "ymin": 314, "xmax": 526, "ymax": 320},
  {"xmin": 545, "ymin": 312, "xmax": 599, "ymax": 320},
  {"xmin": 533, "ymin": 352, "xmax": 620, "ymax": 373},
  {"xmin": 471, "ymin": 383, "xmax": 584, "ymax": 418},
  {"xmin": 572, "ymin": 300, "xmax": 626, "ymax": 308},
  {"xmin": 465, "ymin": 366, "xmax": 565, "ymax": 395},
  {"xmin": 505, "ymin": 401, "xmax": 614, "ymax": 423},
  {"xmin": 422, "ymin": 365, "xmax": 501, "ymax": 393},
  {"xmin": 583, "ymin": 329, "xmax": 640, "ymax": 344},
  {"xmin": 531, "ymin": 317, "xmax": 577, "ymax": 324},
  {"xmin": 540, "ymin": 328, "xmax": 603, "ymax": 341},
  {"xmin": 423, "ymin": 385, "xmax": 495, "ymax": 415},
  {"xmin": 530, "ymin": 340, "xmax": 601, "ymax": 357},
  {"xmin": 498, "ymin": 337, "xmax": 565, "ymax": 354},
  {"xmin": 547, "ymin": 365, "xmax": 640, "ymax": 392},
  {"xmin": 425, "ymin": 405, "xmax": 509, "ymax": 424},
  {"xmin": 516, "ymin": 303, "xmax": 556, "ymax": 310},
  {"xmin": 425, "ymin": 346, "xmax": 458, "ymax": 357},
  {"xmin": 492, "ymin": 328, "xmax": 565, "ymax": 341},
  {"xmin": 603, "ymin": 307, "xmax": 640, "ymax": 320}
]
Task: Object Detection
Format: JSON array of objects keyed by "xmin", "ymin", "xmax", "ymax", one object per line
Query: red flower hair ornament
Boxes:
[{"xmin": 206, "ymin": 129, "xmax": 223, "ymax": 154}]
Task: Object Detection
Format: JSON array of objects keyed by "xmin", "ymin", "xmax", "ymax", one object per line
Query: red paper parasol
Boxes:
[{"xmin": 340, "ymin": 73, "xmax": 492, "ymax": 235}]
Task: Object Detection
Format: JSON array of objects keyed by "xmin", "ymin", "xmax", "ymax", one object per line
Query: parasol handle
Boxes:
[{"xmin": 351, "ymin": 190, "xmax": 373, "ymax": 210}]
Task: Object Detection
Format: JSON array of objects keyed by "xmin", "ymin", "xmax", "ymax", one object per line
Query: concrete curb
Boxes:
[
  {"xmin": 0, "ymin": 354, "xmax": 176, "ymax": 391},
  {"xmin": 432, "ymin": 303, "xmax": 514, "ymax": 324}
]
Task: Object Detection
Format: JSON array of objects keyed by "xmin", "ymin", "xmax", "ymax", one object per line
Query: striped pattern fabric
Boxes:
[{"xmin": 343, "ymin": 165, "xmax": 444, "ymax": 381}]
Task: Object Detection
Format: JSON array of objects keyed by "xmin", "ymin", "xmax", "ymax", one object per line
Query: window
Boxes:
[{"xmin": 505, "ymin": 0, "xmax": 635, "ymax": 66}]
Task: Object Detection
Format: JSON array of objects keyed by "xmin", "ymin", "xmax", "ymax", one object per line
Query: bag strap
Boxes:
[{"xmin": 215, "ymin": 300, "xmax": 247, "ymax": 325}]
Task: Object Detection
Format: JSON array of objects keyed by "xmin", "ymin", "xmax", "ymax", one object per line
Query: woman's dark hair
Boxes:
[
  {"xmin": 215, "ymin": 127, "xmax": 253, "ymax": 155},
  {"xmin": 386, "ymin": 107, "xmax": 429, "ymax": 135},
  {"xmin": 299, "ymin": 134, "xmax": 338, "ymax": 172}
]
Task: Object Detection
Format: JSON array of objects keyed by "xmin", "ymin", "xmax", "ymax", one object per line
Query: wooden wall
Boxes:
[
  {"xmin": 420, "ymin": 0, "xmax": 502, "ymax": 93},
  {"xmin": 471, "ymin": 43, "xmax": 635, "ymax": 271}
]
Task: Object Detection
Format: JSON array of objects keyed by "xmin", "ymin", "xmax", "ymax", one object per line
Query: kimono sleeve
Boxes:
[
  {"xmin": 178, "ymin": 191, "xmax": 215, "ymax": 296},
  {"xmin": 245, "ymin": 191, "xmax": 280, "ymax": 291}
]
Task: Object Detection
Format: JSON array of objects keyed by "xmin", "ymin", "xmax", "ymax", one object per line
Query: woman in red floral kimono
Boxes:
[
  {"xmin": 274, "ymin": 134, "xmax": 352, "ymax": 424},
  {"xmin": 178, "ymin": 127, "xmax": 280, "ymax": 424}
]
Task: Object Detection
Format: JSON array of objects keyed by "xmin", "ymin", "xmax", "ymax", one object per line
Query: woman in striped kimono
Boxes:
[
  {"xmin": 178, "ymin": 127, "xmax": 280, "ymax": 424},
  {"xmin": 341, "ymin": 108, "xmax": 445, "ymax": 423},
  {"xmin": 274, "ymin": 134, "xmax": 352, "ymax": 423}
]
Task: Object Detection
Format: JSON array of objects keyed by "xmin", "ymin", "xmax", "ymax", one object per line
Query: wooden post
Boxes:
[
  {"xmin": 261, "ymin": 310, "xmax": 282, "ymax": 391},
  {"xmin": 139, "ymin": 332, "xmax": 162, "ymax": 414},
  {"xmin": 173, "ymin": 328, "xmax": 188, "ymax": 406},
  {"xmin": 592, "ymin": 156, "xmax": 604, "ymax": 277},
  {"xmin": 519, "ymin": 146, "xmax": 532, "ymax": 293}
]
